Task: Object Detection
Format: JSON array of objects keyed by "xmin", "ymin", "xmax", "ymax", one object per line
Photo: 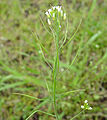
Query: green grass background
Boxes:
[{"xmin": 0, "ymin": 0, "xmax": 107, "ymax": 120}]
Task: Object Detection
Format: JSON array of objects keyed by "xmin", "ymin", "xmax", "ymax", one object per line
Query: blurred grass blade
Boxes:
[
  {"xmin": 87, "ymin": 0, "xmax": 97, "ymax": 19},
  {"xmin": 93, "ymin": 51, "xmax": 107, "ymax": 69},
  {"xmin": 0, "ymin": 61, "xmax": 45, "ymax": 87},
  {"xmin": 86, "ymin": 31, "xmax": 102, "ymax": 46},
  {"xmin": 62, "ymin": 18, "xmax": 82, "ymax": 48},
  {"xmin": 13, "ymin": 93, "xmax": 45, "ymax": 101},
  {"xmin": 25, "ymin": 99, "xmax": 52, "ymax": 120},
  {"xmin": 58, "ymin": 36, "xmax": 83, "ymax": 78},
  {"xmin": 26, "ymin": 110, "xmax": 55, "ymax": 120},
  {"xmin": 60, "ymin": 89, "xmax": 85, "ymax": 96},
  {"xmin": 0, "ymin": 82, "xmax": 25, "ymax": 91},
  {"xmin": 56, "ymin": 89, "xmax": 85, "ymax": 100}
]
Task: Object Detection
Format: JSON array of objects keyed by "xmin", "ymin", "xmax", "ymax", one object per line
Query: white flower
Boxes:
[
  {"xmin": 61, "ymin": 10, "xmax": 63, "ymax": 17},
  {"xmin": 48, "ymin": 9, "xmax": 52, "ymax": 14},
  {"xmin": 56, "ymin": 6, "xmax": 59, "ymax": 10},
  {"xmin": 64, "ymin": 13, "xmax": 66, "ymax": 20},
  {"xmin": 53, "ymin": 13, "xmax": 55, "ymax": 18},
  {"xmin": 59, "ymin": 25, "xmax": 61, "ymax": 28},
  {"xmin": 45, "ymin": 12, "xmax": 50, "ymax": 17},
  {"xmin": 47, "ymin": 19, "xmax": 51, "ymax": 25},
  {"xmin": 45, "ymin": 6, "xmax": 66, "ymax": 27},
  {"xmin": 52, "ymin": 6, "xmax": 56, "ymax": 10},
  {"xmin": 81, "ymin": 105, "xmax": 84, "ymax": 109},
  {"xmin": 84, "ymin": 100, "xmax": 88, "ymax": 103},
  {"xmin": 88, "ymin": 107, "xmax": 92, "ymax": 110},
  {"xmin": 57, "ymin": 6, "xmax": 62, "ymax": 12}
]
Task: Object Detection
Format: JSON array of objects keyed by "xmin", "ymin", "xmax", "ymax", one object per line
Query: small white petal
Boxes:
[
  {"xmin": 81, "ymin": 105, "xmax": 84, "ymax": 109},
  {"xmin": 47, "ymin": 19, "xmax": 51, "ymax": 25},
  {"xmin": 56, "ymin": 6, "xmax": 59, "ymax": 10},
  {"xmin": 88, "ymin": 107, "xmax": 92, "ymax": 110},
  {"xmin": 57, "ymin": 6, "xmax": 61, "ymax": 12},
  {"xmin": 52, "ymin": 6, "xmax": 56, "ymax": 10},
  {"xmin": 64, "ymin": 13, "xmax": 66, "ymax": 20},
  {"xmin": 61, "ymin": 10, "xmax": 63, "ymax": 16},
  {"xmin": 48, "ymin": 9, "xmax": 52, "ymax": 14},
  {"xmin": 84, "ymin": 100, "xmax": 88, "ymax": 103},
  {"xmin": 58, "ymin": 9, "xmax": 61, "ymax": 12},
  {"xmin": 59, "ymin": 25, "xmax": 61, "ymax": 28},
  {"xmin": 45, "ymin": 12, "xmax": 50, "ymax": 17},
  {"xmin": 53, "ymin": 13, "xmax": 55, "ymax": 18}
]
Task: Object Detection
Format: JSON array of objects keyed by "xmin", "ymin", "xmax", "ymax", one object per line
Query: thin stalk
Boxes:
[
  {"xmin": 53, "ymin": 19, "xmax": 60, "ymax": 120},
  {"xmin": 70, "ymin": 110, "xmax": 84, "ymax": 120}
]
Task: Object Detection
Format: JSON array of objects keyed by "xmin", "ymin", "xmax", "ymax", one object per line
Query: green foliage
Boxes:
[{"xmin": 0, "ymin": 0, "xmax": 107, "ymax": 120}]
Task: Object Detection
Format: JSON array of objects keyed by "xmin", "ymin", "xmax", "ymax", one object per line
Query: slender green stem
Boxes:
[
  {"xmin": 53, "ymin": 19, "xmax": 60, "ymax": 120},
  {"xmin": 70, "ymin": 110, "xmax": 84, "ymax": 120}
]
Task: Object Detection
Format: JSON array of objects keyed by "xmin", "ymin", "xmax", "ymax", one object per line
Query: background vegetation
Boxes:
[{"xmin": 0, "ymin": 0, "xmax": 107, "ymax": 120}]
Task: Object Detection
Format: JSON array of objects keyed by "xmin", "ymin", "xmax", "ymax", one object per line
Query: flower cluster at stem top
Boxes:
[
  {"xmin": 45, "ymin": 6, "xmax": 66, "ymax": 27},
  {"xmin": 81, "ymin": 100, "xmax": 92, "ymax": 110}
]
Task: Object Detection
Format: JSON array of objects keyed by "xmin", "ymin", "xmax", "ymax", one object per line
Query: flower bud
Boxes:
[
  {"xmin": 81, "ymin": 105, "xmax": 84, "ymax": 109},
  {"xmin": 88, "ymin": 107, "xmax": 92, "ymax": 110},
  {"xmin": 45, "ymin": 12, "xmax": 50, "ymax": 17},
  {"xmin": 48, "ymin": 9, "xmax": 52, "ymax": 14},
  {"xmin": 84, "ymin": 100, "xmax": 88, "ymax": 103},
  {"xmin": 61, "ymin": 10, "xmax": 63, "ymax": 17},
  {"xmin": 64, "ymin": 13, "xmax": 66, "ymax": 20},
  {"xmin": 47, "ymin": 19, "xmax": 51, "ymax": 25}
]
